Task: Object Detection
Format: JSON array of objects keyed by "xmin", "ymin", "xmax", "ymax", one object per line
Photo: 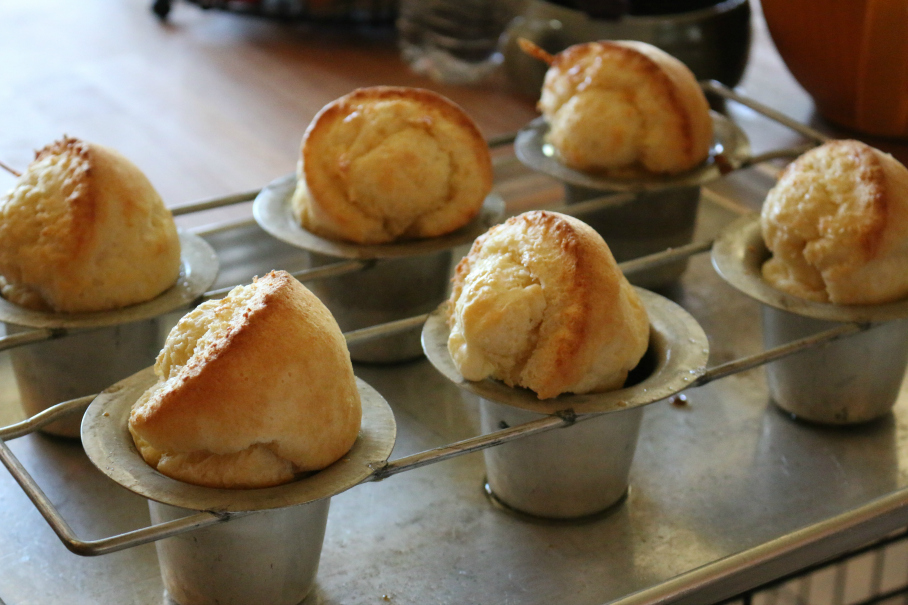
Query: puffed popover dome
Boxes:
[
  {"xmin": 761, "ymin": 139, "xmax": 908, "ymax": 305},
  {"xmin": 539, "ymin": 41, "xmax": 713, "ymax": 175},
  {"xmin": 0, "ymin": 136, "xmax": 181, "ymax": 313},
  {"xmin": 448, "ymin": 211, "xmax": 649, "ymax": 400},
  {"xmin": 292, "ymin": 86, "xmax": 493, "ymax": 244},
  {"xmin": 129, "ymin": 271, "xmax": 362, "ymax": 489}
]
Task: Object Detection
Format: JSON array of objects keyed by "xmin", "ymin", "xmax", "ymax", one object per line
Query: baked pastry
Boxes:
[
  {"xmin": 0, "ymin": 136, "xmax": 180, "ymax": 313},
  {"xmin": 128, "ymin": 271, "xmax": 362, "ymax": 489},
  {"xmin": 291, "ymin": 86, "xmax": 493, "ymax": 244},
  {"xmin": 538, "ymin": 41, "xmax": 713, "ymax": 175},
  {"xmin": 761, "ymin": 140, "xmax": 908, "ymax": 305},
  {"xmin": 447, "ymin": 211, "xmax": 649, "ymax": 400}
]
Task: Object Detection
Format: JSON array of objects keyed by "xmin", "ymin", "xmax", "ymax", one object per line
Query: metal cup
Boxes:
[
  {"xmin": 480, "ymin": 400, "xmax": 643, "ymax": 519},
  {"xmin": 307, "ymin": 251, "xmax": 452, "ymax": 364},
  {"xmin": 6, "ymin": 320, "xmax": 161, "ymax": 438},
  {"xmin": 422, "ymin": 288, "xmax": 710, "ymax": 520},
  {"xmin": 83, "ymin": 371, "xmax": 396, "ymax": 605},
  {"xmin": 150, "ymin": 499, "xmax": 330, "ymax": 605},
  {"xmin": 762, "ymin": 308, "xmax": 908, "ymax": 425},
  {"xmin": 565, "ymin": 184, "xmax": 701, "ymax": 290},
  {"xmin": 712, "ymin": 215, "xmax": 908, "ymax": 426}
]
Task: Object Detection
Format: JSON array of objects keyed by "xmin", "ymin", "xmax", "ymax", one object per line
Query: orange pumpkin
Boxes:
[{"xmin": 762, "ymin": 0, "xmax": 908, "ymax": 138}]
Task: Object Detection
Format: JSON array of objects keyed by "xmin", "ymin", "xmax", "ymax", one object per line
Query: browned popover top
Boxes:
[{"xmin": 539, "ymin": 41, "xmax": 713, "ymax": 175}]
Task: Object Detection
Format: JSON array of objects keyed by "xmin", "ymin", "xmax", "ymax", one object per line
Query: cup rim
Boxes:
[
  {"xmin": 81, "ymin": 368, "xmax": 397, "ymax": 513},
  {"xmin": 514, "ymin": 111, "xmax": 751, "ymax": 192},
  {"xmin": 711, "ymin": 213, "xmax": 908, "ymax": 322},
  {"xmin": 0, "ymin": 231, "xmax": 219, "ymax": 330},
  {"xmin": 422, "ymin": 288, "xmax": 709, "ymax": 415},
  {"xmin": 253, "ymin": 173, "xmax": 506, "ymax": 260}
]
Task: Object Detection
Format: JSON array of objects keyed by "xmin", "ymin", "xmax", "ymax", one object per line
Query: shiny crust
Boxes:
[
  {"xmin": 0, "ymin": 137, "xmax": 180, "ymax": 312},
  {"xmin": 295, "ymin": 86, "xmax": 493, "ymax": 244},
  {"xmin": 128, "ymin": 271, "xmax": 362, "ymax": 489},
  {"xmin": 539, "ymin": 41, "xmax": 713, "ymax": 174},
  {"xmin": 448, "ymin": 211, "xmax": 649, "ymax": 400},
  {"xmin": 761, "ymin": 139, "xmax": 908, "ymax": 305}
]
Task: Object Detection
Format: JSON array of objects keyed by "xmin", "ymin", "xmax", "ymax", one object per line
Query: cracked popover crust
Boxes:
[
  {"xmin": 447, "ymin": 211, "xmax": 649, "ymax": 400},
  {"xmin": 129, "ymin": 271, "xmax": 362, "ymax": 489}
]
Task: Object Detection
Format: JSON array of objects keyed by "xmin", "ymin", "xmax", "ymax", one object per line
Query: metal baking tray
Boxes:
[{"xmin": 1, "ymin": 83, "xmax": 906, "ymax": 605}]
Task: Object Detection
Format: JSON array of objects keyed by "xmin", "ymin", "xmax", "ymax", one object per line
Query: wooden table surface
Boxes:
[
  {"xmin": 0, "ymin": 0, "xmax": 539, "ymax": 216},
  {"xmin": 2, "ymin": 0, "xmax": 904, "ymax": 219}
]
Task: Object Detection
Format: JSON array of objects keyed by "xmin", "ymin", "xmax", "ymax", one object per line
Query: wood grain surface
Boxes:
[
  {"xmin": 2, "ymin": 0, "xmax": 906, "ymax": 217},
  {"xmin": 0, "ymin": 0, "xmax": 539, "ymax": 216}
]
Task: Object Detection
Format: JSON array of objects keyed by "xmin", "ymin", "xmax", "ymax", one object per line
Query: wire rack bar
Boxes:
[
  {"xmin": 620, "ymin": 240, "xmax": 715, "ymax": 277},
  {"xmin": 370, "ymin": 412, "xmax": 574, "ymax": 481},
  {"xmin": 170, "ymin": 190, "xmax": 261, "ymax": 217},
  {"xmin": 190, "ymin": 217, "xmax": 258, "ymax": 238},
  {"xmin": 487, "ymin": 132, "xmax": 517, "ymax": 148},
  {"xmin": 557, "ymin": 191, "xmax": 637, "ymax": 217},
  {"xmin": 0, "ymin": 396, "xmax": 93, "ymax": 440},
  {"xmin": 701, "ymin": 80, "xmax": 831, "ymax": 144},
  {"xmin": 201, "ymin": 259, "xmax": 374, "ymax": 302},
  {"xmin": 344, "ymin": 313, "xmax": 430, "ymax": 345},
  {"xmin": 742, "ymin": 143, "xmax": 817, "ymax": 168},
  {"xmin": 0, "ymin": 328, "xmax": 60, "ymax": 353},
  {"xmin": 694, "ymin": 323, "xmax": 873, "ymax": 387}
]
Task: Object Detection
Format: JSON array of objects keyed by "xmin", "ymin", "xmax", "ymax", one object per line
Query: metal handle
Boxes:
[
  {"xmin": 0, "ymin": 395, "xmax": 94, "ymax": 440},
  {"xmin": 741, "ymin": 143, "xmax": 818, "ymax": 168},
  {"xmin": 487, "ymin": 132, "xmax": 517, "ymax": 148},
  {"xmin": 370, "ymin": 412, "xmax": 573, "ymax": 481},
  {"xmin": 190, "ymin": 217, "xmax": 257, "ymax": 238},
  {"xmin": 0, "ymin": 398, "xmax": 232, "ymax": 556},
  {"xmin": 694, "ymin": 322, "xmax": 874, "ymax": 387}
]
